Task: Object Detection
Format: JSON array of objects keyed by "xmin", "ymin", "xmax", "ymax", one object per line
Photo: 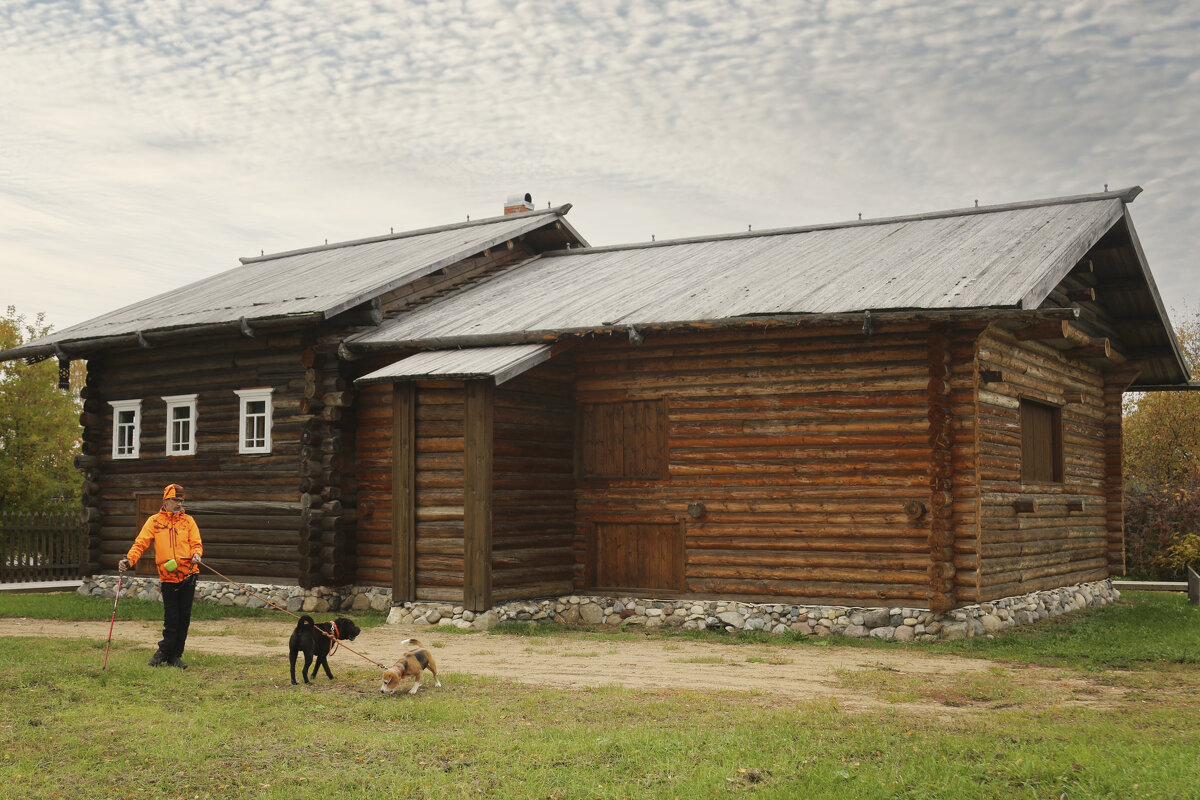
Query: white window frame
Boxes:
[
  {"xmin": 235, "ymin": 388, "xmax": 274, "ymax": 454},
  {"xmin": 162, "ymin": 393, "xmax": 198, "ymax": 457},
  {"xmin": 109, "ymin": 399, "xmax": 142, "ymax": 460}
]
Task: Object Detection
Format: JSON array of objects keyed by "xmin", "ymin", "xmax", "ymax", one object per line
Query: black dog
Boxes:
[{"xmin": 288, "ymin": 615, "xmax": 362, "ymax": 685}]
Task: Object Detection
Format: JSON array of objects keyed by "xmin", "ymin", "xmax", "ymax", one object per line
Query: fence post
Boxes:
[{"xmin": 1189, "ymin": 566, "xmax": 1199, "ymax": 606}]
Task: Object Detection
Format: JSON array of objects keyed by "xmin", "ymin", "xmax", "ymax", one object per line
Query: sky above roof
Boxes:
[{"xmin": 2, "ymin": 0, "xmax": 1197, "ymax": 332}]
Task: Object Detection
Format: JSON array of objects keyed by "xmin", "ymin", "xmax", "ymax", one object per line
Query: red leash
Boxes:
[
  {"xmin": 102, "ymin": 575, "xmax": 123, "ymax": 669},
  {"xmin": 198, "ymin": 561, "xmax": 386, "ymax": 669}
]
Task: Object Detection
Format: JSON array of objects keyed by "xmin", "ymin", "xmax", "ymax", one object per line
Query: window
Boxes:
[
  {"xmin": 1020, "ymin": 398, "xmax": 1063, "ymax": 483},
  {"xmin": 162, "ymin": 394, "xmax": 198, "ymax": 456},
  {"xmin": 109, "ymin": 399, "xmax": 142, "ymax": 460},
  {"xmin": 235, "ymin": 388, "xmax": 273, "ymax": 454},
  {"xmin": 577, "ymin": 399, "xmax": 668, "ymax": 480}
]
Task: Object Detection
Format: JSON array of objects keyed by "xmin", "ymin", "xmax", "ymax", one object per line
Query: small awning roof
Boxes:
[{"xmin": 354, "ymin": 344, "xmax": 552, "ymax": 386}]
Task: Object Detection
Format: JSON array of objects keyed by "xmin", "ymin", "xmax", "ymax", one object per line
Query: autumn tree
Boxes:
[
  {"xmin": 1123, "ymin": 312, "xmax": 1200, "ymax": 490},
  {"xmin": 1122, "ymin": 310, "xmax": 1200, "ymax": 577},
  {"xmin": 0, "ymin": 306, "xmax": 82, "ymax": 513}
]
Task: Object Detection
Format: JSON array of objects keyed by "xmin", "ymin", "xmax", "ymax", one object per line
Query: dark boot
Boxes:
[
  {"xmin": 167, "ymin": 656, "xmax": 188, "ymax": 670},
  {"xmin": 148, "ymin": 649, "xmax": 167, "ymax": 667}
]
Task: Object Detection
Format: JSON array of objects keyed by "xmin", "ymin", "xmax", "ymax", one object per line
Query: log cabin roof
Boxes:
[
  {"xmin": 0, "ymin": 205, "xmax": 584, "ymax": 362},
  {"xmin": 346, "ymin": 187, "xmax": 1190, "ymax": 388}
]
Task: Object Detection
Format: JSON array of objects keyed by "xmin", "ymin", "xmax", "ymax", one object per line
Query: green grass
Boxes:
[
  {"xmin": 1, "ymin": 590, "xmax": 1198, "ymax": 798},
  {"xmin": 927, "ymin": 591, "xmax": 1200, "ymax": 670},
  {"xmin": 1, "ymin": 637, "xmax": 1198, "ymax": 800}
]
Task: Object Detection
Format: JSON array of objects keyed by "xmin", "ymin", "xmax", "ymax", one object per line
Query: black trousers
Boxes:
[{"xmin": 158, "ymin": 574, "xmax": 197, "ymax": 658}]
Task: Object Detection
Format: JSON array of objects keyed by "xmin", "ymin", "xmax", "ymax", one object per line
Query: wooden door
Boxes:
[
  {"xmin": 134, "ymin": 493, "xmax": 160, "ymax": 575},
  {"xmin": 592, "ymin": 521, "xmax": 683, "ymax": 593}
]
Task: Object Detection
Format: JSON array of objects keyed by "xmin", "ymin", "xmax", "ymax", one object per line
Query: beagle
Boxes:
[{"xmin": 380, "ymin": 638, "xmax": 441, "ymax": 695}]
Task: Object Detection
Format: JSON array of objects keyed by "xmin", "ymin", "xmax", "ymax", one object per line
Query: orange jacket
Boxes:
[{"xmin": 127, "ymin": 510, "xmax": 203, "ymax": 582}]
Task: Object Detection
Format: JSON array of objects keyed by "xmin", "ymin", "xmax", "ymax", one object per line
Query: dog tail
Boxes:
[
  {"xmin": 400, "ymin": 637, "xmax": 423, "ymax": 648},
  {"xmin": 299, "ymin": 615, "xmax": 315, "ymax": 629}
]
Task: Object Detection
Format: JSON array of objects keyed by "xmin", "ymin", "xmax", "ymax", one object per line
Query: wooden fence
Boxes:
[{"xmin": 0, "ymin": 512, "xmax": 84, "ymax": 583}]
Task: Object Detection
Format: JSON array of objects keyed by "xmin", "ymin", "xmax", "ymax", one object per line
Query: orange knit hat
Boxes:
[{"xmin": 162, "ymin": 484, "xmax": 185, "ymax": 501}]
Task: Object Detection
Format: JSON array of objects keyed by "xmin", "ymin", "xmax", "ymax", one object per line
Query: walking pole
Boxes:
[{"xmin": 102, "ymin": 575, "xmax": 124, "ymax": 670}]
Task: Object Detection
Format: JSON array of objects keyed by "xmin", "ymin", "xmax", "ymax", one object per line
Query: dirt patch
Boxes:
[{"xmin": 0, "ymin": 617, "xmax": 1126, "ymax": 714}]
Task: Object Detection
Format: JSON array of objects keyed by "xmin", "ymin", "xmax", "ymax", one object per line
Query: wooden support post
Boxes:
[
  {"xmin": 1188, "ymin": 566, "xmax": 1198, "ymax": 606},
  {"xmin": 463, "ymin": 379, "xmax": 494, "ymax": 612},
  {"xmin": 391, "ymin": 383, "xmax": 416, "ymax": 603}
]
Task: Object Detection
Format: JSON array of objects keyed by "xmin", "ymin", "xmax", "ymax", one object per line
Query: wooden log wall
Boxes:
[
  {"xmin": 974, "ymin": 327, "xmax": 1110, "ymax": 599},
  {"xmin": 78, "ymin": 333, "xmax": 309, "ymax": 581},
  {"xmin": 1103, "ymin": 366, "xmax": 1140, "ymax": 575},
  {"xmin": 926, "ymin": 325, "xmax": 956, "ymax": 614},
  {"xmin": 572, "ymin": 324, "xmax": 939, "ymax": 607},
  {"xmin": 491, "ymin": 359, "xmax": 576, "ymax": 603},
  {"xmin": 354, "ymin": 382, "xmax": 395, "ymax": 586},
  {"xmin": 354, "ymin": 380, "xmax": 467, "ymax": 602},
  {"xmin": 296, "ymin": 343, "xmax": 358, "ymax": 587}
]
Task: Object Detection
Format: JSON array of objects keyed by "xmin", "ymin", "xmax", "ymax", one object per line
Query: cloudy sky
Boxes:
[{"xmin": 1, "ymin": 0, "xmax": 1197, "ymax": 333}]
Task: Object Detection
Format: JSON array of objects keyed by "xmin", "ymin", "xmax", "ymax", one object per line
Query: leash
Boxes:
[{"xmin": 197, "ymin": 561, "xmax": 387, "ymax": 669}]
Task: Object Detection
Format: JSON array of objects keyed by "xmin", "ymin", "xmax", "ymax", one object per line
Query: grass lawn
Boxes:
[{"xmin": 1, "ymin": 590, "xmax": 1198, "ymax": 799}]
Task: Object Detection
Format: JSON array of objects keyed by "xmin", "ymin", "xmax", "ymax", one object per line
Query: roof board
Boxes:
[
  {"xmin": 9, "ymin": 207, "xmax": 575, "ymax": 357},
  {"xmin": 350, "ymin": 195, "xmax": 1129, "ymax": 347},
  {"xmin": 355, "ymin": 344, "xmax": 552, "ymax": 386}
]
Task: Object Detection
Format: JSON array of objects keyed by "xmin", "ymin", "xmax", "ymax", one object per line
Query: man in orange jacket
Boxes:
[{"xmin": 119, "ymin": 484, "xmax": 203, "ymax": 668}]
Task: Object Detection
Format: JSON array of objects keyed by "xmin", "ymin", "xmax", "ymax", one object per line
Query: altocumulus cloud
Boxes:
[{"xmin": 0, "ymin": 0, "xmax": 1197, "ymax": 327}]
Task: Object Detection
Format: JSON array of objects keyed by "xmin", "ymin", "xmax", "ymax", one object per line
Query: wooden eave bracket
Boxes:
[
  {"xmin": 1014, "ymin": 319, "xmax": 1127, "ymax": 364},
  {"xmin": 1012, "ymin": 498, "xmax": 1038, "ymax": 513},
  {"xmin": 1014, "ymin": 319, "xmax": 1091, "ymax": 346}
]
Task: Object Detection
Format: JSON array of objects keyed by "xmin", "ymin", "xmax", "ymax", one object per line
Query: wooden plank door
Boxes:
[
  {"xmin": 134, "ymin": 493, "xmax": 160, "ymax": 575},
  {"xmin": 592, "ymin": 521, "xmax": 683, "ymax": 593}
]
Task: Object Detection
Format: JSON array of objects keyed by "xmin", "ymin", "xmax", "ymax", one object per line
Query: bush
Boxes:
[{"xmin": 1124, "ymin": 480, "xmax": 1200, "ymax": 580}]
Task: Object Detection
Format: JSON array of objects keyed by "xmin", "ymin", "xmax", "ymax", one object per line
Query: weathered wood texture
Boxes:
[
  {"xmin": 377, "ymin": 243, "xmax": 539, "ymax": 318},
  {"xmin": 463, "ymin": 379, "xmax": 494, "ymax": 610},
  {"xmin": 926, "ymin": 325, "xmax": 956, "ymax": 613},
  {"xmin": 572, "ymin": 325, "xmax": 938, "ymax": 606},
  {"xmin": 354, "ymin": 381, "xmax": 467, "ymax": 602},
  {"xmin": 1103, "ymin": 367, "xmax": 1140, "ymax": 575},
  {"xmin": 491, "ymin": 360, "xmax": 576, "ymax": 602},
  {"xmin": 82, "ymin": 333, "xmax": 309, "ymax": 580},
  {"xmin": 0, "ymin": 512, "xmax": 83, "ymax": 582},
  {"xmin": 974, "ymin": 327, "xmax": 1111, "ymax": 599}
]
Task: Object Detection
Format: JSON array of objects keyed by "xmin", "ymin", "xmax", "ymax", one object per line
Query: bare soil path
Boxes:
[{"xmin": 0, "ymin": 617, "xmax": 1124, "ymax": 714}]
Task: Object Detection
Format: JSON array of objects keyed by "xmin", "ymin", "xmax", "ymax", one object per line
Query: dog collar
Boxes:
[{"xmin": 330, "ymin": 621, "xmax": 339, "ymax": 640}]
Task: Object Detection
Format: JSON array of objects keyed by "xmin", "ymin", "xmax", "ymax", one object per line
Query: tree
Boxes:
[
  {"xmin": 1123, "ymin": 312, "xmax": 1200, "ymax": 490},
  {"xmin": 1122, "ymin": 310, "xmax": 1200, "ymax": 578},
  {"xmin": 0, "ymin": 306, "xmax": 82, "ymax": 513}
]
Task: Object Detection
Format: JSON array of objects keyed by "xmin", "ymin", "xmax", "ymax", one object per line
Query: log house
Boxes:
[{"xmin": 2, "ymin": 188, "xmax": 1192, "ymax": 613}]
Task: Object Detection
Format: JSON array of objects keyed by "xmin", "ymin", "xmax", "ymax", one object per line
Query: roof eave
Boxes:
[{"xmin": 341, "ymin": 306, "xmax": 1076, "ymax": 355}]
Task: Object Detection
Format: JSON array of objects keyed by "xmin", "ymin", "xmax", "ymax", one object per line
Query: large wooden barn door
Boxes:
[{"xmin": 590, "ymin": 521, "xmax": 684, "ymax": 593}]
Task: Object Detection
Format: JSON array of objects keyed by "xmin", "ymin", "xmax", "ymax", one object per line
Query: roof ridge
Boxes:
[
  {"xmin": 541, "ymin": 187, "xmax": 1141, "ymax": 258},
  {"xmin": 240, "ymin": 203, "xmax": 573, "ymax": 265}
]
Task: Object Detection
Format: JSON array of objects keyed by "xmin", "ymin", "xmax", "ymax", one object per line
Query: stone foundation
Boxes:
[
  {"xmin": 80, "ymin": 576, "xmax": 391, "ymax": 614},
  {"xmin": 81, "ymin": 576, "xmax": 1118, "ymax": 641}
]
